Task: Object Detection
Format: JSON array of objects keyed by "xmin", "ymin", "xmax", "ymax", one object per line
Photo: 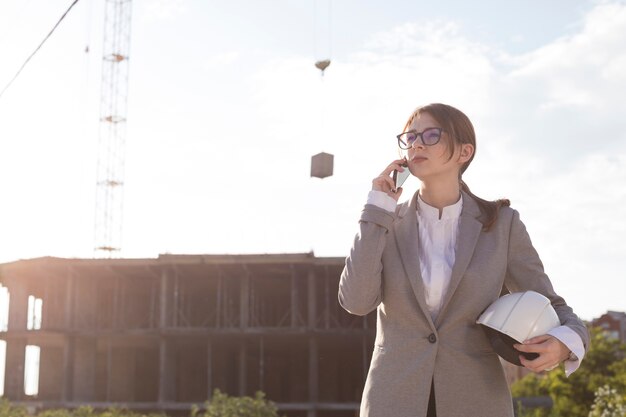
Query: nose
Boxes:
[{"xmin": 411, "ymin": 139, "xmax": 425, "ymax": 149}]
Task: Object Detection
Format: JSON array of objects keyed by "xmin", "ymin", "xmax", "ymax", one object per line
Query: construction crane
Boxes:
[{"xmin": 94, "ymin": 0, "xmax": 133, "ymax": 257}]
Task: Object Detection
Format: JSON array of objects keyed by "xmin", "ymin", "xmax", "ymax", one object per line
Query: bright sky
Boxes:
[{"xmin": 0, "ymin": 0, "xmax": 625, "ymax": 321}]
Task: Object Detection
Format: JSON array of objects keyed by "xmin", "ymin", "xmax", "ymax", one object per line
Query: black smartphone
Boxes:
[{"xmin": 392, "ymin": 160, "xmax": 410, "ymax": 192}]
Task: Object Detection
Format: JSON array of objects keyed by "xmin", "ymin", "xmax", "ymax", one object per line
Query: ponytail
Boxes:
[{"xmin": 460, "ymin": 181, "xmax": 510, "ymax": 232}]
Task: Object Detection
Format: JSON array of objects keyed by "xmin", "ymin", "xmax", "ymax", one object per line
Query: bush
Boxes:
[
  {"xmin": 0, "ymin": 397, "xmax": 29, "ymax": 417},
  {"xmin": 191, "ymin": 389, "xmax": 284, "ymax": 417},
  {"xmin": 1, "ymin": 390, "xmax": 283, "ymax": 417},
  {"xmin": 0, "ymin": 399, "xmax": 168, "ymax": 417},
  {"xmin": 588, "ymin": 385, "xmax": 626, "ymax": 417}
]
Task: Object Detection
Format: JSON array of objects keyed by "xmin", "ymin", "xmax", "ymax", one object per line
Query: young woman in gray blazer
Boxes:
[{"xmin": 338, "ymin": 103, "xmax": 589, "ymax": 417}]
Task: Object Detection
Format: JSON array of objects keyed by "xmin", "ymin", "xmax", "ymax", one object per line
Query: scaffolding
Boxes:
[{"xmin": 0, "ymin": 253, "xmax": 375, "ymax": 417}]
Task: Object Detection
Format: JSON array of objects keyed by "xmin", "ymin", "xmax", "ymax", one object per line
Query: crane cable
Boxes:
[{"xmin": 0, "ymin": 0, "xmax": 82, "ymax": 100}]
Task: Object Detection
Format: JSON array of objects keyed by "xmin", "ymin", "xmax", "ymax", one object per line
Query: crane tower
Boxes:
[{"xmin": 94, "ymin": 0, "xmax": 133, "ymax": 257}]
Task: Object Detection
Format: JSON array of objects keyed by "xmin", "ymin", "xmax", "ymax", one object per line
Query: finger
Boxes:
[
  {"xmin": 519, "ymin": 355, "xmax": 540, "ymax": 372},
  {"xmin": 523, "ymin": 335, "xmax": 553, "ymax": 344},
  {"xmin": 396, "ymin": 158, "xmax": 408, "ymax": 168},
  {"xmin": 380, "ymin": 162, "xmax": 406, "ymax": 176},
  {"xmin": 384, "ymin": 176, "xmax": 395, "ymax": 191},
  {"xmin": 519, "ymin": 353, "xmax": 550, "ymax": 368},
  {"xmin": 519, "ymin": 355, "xmax": 552, "ymax": 373},
  {"xmin": 514, "ymin": 343, "xmax": 545, "ymax": 354},
  {"xmin": 372, "ymin": 175, "xmax": 393, "ymax": 189}
]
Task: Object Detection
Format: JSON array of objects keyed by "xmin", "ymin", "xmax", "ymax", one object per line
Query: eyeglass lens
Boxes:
[{"xmin": 400, "ymin": 128, "xmax": 441, "ymax": 148}]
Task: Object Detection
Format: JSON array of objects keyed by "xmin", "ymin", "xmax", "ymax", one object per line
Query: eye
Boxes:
[
  {"xmin": 423, "ymin": 129, "xmax": 441, "ymax": 144},
  {"xmin": 406, "ymin": 132, "xmax": 417, "ymax": 143}
]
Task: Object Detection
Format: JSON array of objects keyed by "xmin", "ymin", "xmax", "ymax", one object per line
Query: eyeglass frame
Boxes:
[{"xmin": 396, "ymin": 127, "xmax": 445, "ymax": 149}]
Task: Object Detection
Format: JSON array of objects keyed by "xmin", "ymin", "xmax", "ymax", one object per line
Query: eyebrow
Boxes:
[{"xmin": 406, "ymin": 126, "xmax": 441, "ymax": 132}]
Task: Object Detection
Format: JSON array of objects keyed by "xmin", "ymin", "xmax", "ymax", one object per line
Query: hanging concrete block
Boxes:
[{"xmin": 311, "ymin": 152, "xmax": 334, "ymax": 179}]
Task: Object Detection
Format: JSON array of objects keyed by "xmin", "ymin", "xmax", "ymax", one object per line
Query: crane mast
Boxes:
[{"xmin": 94, "ymin": 0, "xmax": 133, "ymax": 257}]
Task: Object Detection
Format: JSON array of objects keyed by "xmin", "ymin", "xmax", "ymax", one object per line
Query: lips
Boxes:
[{"xmin": 411, "ymin": 156, "xmax": 428, "ymax": 162}]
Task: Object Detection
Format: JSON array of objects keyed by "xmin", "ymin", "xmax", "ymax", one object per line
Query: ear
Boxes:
[{"xmin": 458, "ymin": 144, "xmax": 474, "ymax": 163}]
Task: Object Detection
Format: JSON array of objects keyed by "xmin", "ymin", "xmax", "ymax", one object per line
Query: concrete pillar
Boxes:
[
  {"xmin": 62, "ymin": 268, "xmax": 76, "ymax": 402},
  {"xmin": 259, "ymin": 337, "xmax": 265, "ymax": 393},
  {"xmin": 4, "ymin": 279, "xmax": 28, "ymax": 400},
  {"xmin": 308, "ymin": 336, "xmax": 319, "ymax": 417},
  {"xmin": 216, "ymin": 269, "xmax": 223, "ymax": 328},
  {"xmin": 173, "ymin": 273, "xmax": 179, "ymax": 328},
  {"xmin": 158, "ymin": 337, "xmax": 175, "ymax": 402},
  {"xmin": 307, "ymin": 269, "xmax": 316, "ymax": 329},
  {"xmin": 240, "ymin": 270, "xmax": 249, "ymax": 329},
  {"xmin": 62, "ymin": 336, "xmax": 75, "ymax": 402},
  {"xmin": 160, "ymin": 269, "xmax": 169, "ymax": 328},
  {"xmin": 206, "ymin": 339, "xmax": 213, "ymax": 400},
  {"xmin": 65, "ymin": 269, "xmax": 75, "ymax": 329},
  {"xmin": 112, "ymin": 276, "xmax": 120, "ymax": 330},
  {"xmin": 106, "ymin": 339, "xmax": 112, "ymax": 401},
  {"xmin": 238, "ymin": 341, "xmax": 247, "ymax": 396},
  {"xmin": 291, "ymin": 268, "xmax": 298, "ymax": 328},
  {"xmin": 4, "ymin": 338, "xmax": 27, "ymax": 400}
]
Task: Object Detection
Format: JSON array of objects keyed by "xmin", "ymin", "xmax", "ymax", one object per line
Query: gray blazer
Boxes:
[{"xmin": 339, "ymin": 190, "xmax": 589, "ymax": 417}]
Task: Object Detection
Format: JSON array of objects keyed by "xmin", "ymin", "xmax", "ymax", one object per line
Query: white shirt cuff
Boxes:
[
  {"xmin": 547, "ymin": 325, "xmax": 586, "ymax": 377},
  {"xmin": 367, "ymin": 190, "xmax": 397, "ymax": 213}
]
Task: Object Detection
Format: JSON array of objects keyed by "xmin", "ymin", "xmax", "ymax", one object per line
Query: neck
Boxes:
[{"xmin": 419, "ymin": 178, "xmax": 461, "ymax": 215}]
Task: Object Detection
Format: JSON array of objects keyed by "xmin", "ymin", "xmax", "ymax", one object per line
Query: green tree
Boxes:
[
  {"xmin": 512, "ymin": 326, "xmax": 626, "ymax": 417},
  {"xmin": 191, "ymin": 389, "xmax": 284, "ymax": 417}
]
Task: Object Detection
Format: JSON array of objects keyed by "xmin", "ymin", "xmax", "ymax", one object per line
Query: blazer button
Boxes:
[{"xmin": 428, "ymin": 333, "xmax": 437, "ymax": 343}]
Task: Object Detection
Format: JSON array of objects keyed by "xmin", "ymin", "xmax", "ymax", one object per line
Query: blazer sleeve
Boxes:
[
  {"xmin": 338, "ymin": 204, "xmax": 396, "ymax": 316},
  {"xmin": 503, "ymin": 208, "xmax": 590, "ymax": 351}
]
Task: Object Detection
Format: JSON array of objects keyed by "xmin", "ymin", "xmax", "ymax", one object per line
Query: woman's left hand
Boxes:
[{"xmin": 514, "ymin": 335, "xmax": 570, "ymax": 373}]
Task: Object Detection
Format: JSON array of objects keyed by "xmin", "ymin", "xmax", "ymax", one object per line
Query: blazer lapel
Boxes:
[
  {"xmin": 435, "ymin": 190, "xmax": 484, "ymax": 327},
  {"xmin": 394, "ymin": 191, "xmax": 436, "ymax": 329}
]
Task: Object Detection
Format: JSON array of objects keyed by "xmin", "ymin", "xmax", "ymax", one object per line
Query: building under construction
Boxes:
[{"xmin": 0, "ymin": 253, "xmax": 375, "ymax": 417}]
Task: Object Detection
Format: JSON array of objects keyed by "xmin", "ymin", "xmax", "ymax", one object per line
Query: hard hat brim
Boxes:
[{"xmin": 480, "ymin": 325, "xmax": 539, "ymax": 366}]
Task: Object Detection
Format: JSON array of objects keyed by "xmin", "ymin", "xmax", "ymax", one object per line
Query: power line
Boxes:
[{"xmin": 0, "ymin": 0, "xmax": 82, "ymax": 100}]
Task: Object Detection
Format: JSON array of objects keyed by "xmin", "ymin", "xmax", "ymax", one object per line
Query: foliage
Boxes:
[
  {"xmin": 588, "ymin": 385, "xmax": 626, "ymax": 417},
  {"xmin": 0, "ymin": 399, "xmax": 167, "ymax": 417},
  {"xmin": 0, "ymin": 397, "xmax": 29, "ymax": 417},
  {"xmin": 1, "ymin": 390, "xmax": 284, "ymax": 417},
  {"xmin": 514, "ymin": 402, "xmax": 558, "ymax": 417},
  {"xmin": 512, "ymin": 326, "xmax": 626, "ymax": 417},
  {"xmin": 37, "ymin": 406, "xmax": 166, "ymax": 417},
  {"xmin": 191, "ymin": 389, "xmax": 283, "ymax": 417}
]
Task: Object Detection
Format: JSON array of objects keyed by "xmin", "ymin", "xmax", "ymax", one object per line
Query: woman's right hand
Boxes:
[{"xmin": 372, "ymin": 159, "xmax": 407, "ymax": 202}]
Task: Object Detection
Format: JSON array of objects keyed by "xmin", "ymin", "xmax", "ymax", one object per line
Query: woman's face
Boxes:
[{"xmin": 404, "ymin": 112, "xmax": 466, "ymax": 182}]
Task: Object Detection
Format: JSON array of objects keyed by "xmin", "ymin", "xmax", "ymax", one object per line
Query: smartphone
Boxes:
[{"xmin": 392, "ymin": 160, "xmax": 410, "ymax": 192}]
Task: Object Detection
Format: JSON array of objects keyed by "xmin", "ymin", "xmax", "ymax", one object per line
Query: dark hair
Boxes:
[{"xmin": 403, "ymin": 103, "xmax": 510, "ymax": 231}]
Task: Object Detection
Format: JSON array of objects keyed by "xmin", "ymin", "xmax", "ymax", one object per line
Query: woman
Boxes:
[{"xmin": 338, "ymin": 103, "xmax": 589, "ymax": 417}]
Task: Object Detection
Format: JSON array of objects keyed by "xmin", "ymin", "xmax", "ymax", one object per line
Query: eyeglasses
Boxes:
[{"xmin": 396, "ymin": 127, "xmax": 443, "ymax": 149}]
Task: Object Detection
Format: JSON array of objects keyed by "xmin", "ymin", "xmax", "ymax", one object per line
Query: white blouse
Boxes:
[
  {"xmin": 366, "ymin": 190, "xmax": 584, "ymax": 376},
  {"xmin": 415, "ymin": 193, "xmax": 462, "ymax": 320}
]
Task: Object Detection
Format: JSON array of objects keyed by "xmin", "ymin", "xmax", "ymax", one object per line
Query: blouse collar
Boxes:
[{"xmin": 417, "ymin": 192, "xmax": 463, "ymax": 221}]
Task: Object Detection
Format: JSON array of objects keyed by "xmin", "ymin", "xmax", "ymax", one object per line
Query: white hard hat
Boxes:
[{"xmin": 476, "ymin": 290, "xmax": 560, "ymax": 366}]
